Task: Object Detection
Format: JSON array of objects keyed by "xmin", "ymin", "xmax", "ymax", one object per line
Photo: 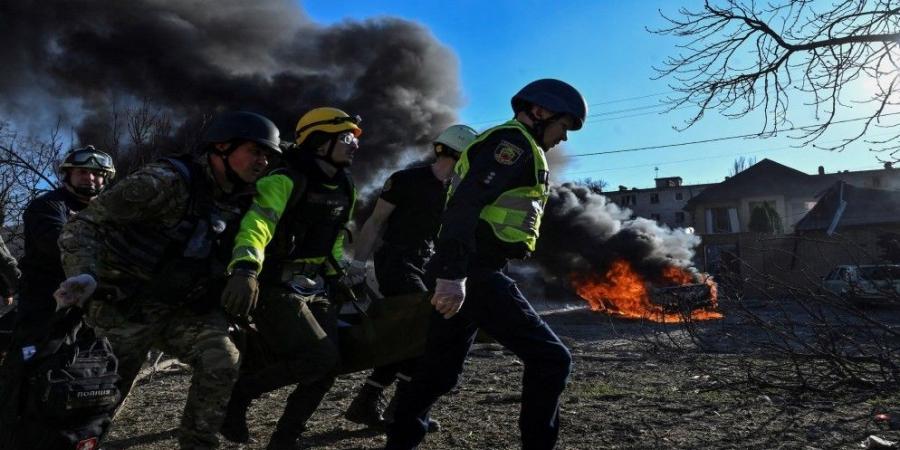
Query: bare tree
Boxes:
[
  {"xmin": 652, "ymin": 1, "xmax": 900, "ymax": 156},
  {"xmin": 0, "ymin": 121, "xmax": 65, "ymax": 239},
  {"xmin": 576, "ymin": 177, "xmax": 608, "ymax": 194},
  {"xmin": 729, "ymin": 155, "xmax": 758, "ymax": 175}
]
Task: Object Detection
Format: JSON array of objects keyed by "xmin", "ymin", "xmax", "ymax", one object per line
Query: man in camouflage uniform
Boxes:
[
  {"xmin": 55, "ymin": 111, "xmax": 282, "ymax": 449},
  {"xmin": 0, "ymin": 235, "xmax": 20, "ymax": 354},
  {"xmin": 0, "ymin": 235, "xmax": 19, "ymax": 306}
]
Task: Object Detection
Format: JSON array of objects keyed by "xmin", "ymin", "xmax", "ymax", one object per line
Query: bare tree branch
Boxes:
[{"xmin": 652, "ymin": 0, "xmax": 900, "ymax": 154}]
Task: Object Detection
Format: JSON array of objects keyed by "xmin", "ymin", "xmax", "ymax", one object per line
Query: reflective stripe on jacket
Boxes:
[{"xmin": 449, "ymin": 120, "xmax": 549, "ymax": 251}]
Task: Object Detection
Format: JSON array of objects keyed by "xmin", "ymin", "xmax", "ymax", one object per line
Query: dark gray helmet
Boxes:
[
  {"xmin": 511, "ymin": 79, "xmax": 588, "ymax": 130},
  {"xmin": 202, "ymin": 111, "xmax": 282, "ymax": 154}
]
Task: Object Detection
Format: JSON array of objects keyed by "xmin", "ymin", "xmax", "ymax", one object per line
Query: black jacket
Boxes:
[{"xmin": 18, "ymin": 188, "xmax": 87, "ymax": 319}]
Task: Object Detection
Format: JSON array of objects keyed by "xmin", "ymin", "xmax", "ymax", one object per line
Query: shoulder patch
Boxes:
[
  {"xmin": 494, "ymin": 140, "xmax": 525, "ymax": 166},
  {"xmin": 382, "ymin": 177, "xmax": 393, "ymax": 193}
]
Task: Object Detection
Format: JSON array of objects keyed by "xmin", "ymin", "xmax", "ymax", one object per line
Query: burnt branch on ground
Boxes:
[{"xmin": 679, "ymin": 234, "xmax": 900, "ymax": 399}]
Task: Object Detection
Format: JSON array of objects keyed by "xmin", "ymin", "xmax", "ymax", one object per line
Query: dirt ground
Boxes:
[{"xmin": 101, "ymin": 296, "xmax": 900, "ymax": 450}]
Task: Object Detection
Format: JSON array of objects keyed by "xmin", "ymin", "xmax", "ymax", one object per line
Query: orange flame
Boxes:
[{"xmin": 571, "ymin": 260, "xmax": 723, "ymax": 323}]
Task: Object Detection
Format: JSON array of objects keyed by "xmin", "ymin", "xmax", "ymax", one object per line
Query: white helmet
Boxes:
[{"xmin": 434, "ymin": 124, "xmax": 477, "ymax": 159}]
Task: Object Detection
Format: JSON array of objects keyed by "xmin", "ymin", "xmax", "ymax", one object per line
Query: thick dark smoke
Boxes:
[
  {"xmin": 536, "ymin": 183, "xmax": 701, "ymax": 284},
  {"xmin": 0, "ymin": 0, "xmax": 461, "ymax": 188}
]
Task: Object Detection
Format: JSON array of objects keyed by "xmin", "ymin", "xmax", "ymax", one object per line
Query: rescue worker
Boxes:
[
  {"xmin": 342, "ymin": 125, "xmax": 478, "ymax": 429},
  {"xmin": 219, "ymin": 107, "xmax": 361, "ymax": 449},
  {"xmin": 0, "ymin": 235, "xmax": 19, "ymax": 306},
  {"xmin": 16, "ymin": 145, "xmax": 115, "ymax": 341},
  {"xmin": 54, "ymin": 111, "xmax": 281, "ymax": 449},
  {"xmin": 0, "ymin": 235, "xmax": 20, "ymax": 354},
  {"xmin": 385, "ymin": 79, "xmax": 587, "ymax": 450}
]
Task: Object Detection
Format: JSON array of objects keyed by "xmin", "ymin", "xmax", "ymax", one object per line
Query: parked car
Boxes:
[{"xmin": 822, "ymin": 264, "xmax": 900, "ymax": 304}]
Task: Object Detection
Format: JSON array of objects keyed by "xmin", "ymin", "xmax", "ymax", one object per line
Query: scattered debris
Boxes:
[{"xmin": 860, "ymin": 435, "xmax": 897, "ymax": 449}]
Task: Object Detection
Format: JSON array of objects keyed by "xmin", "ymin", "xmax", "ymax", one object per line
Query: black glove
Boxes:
[{"xmin": 220, "ymin": 268, "xmax": 259, "ymax": 317}]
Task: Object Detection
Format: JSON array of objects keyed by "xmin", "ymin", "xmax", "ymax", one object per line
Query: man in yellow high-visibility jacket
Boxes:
[
  {"xmin": 385, "ymin": 79, "xmax": 587, "ymax": 450},
  {"xmin": 219, "ymin": 107, "xmax": 361, "ymax": 449}
]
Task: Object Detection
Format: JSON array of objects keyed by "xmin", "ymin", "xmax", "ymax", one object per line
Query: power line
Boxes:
[
  {"xmin": 584, "ymin": 105, "xmax": 694, "ymax": 124},
  {"xmin": 568, "ymin": 111, "xmax": 900, "ymax": 158},
  {"xmin": 467, "ymin": 90, "xmax": 674, "ymax": 126},
  {"xmin": 563, "ymin": 131, "xmax": 897, "ymax": 179}
]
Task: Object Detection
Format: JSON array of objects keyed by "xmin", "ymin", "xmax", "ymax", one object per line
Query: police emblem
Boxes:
[{"xmin": 494, "ymin": 141, "xmax": 524, "ymax": 165}]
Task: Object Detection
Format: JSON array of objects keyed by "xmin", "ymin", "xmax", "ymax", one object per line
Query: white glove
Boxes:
[
  {"xmin": 431, "ymin": 278, "xmax": 466, "ymax": 319},
  {"xmin": 343, "ymin": 259, "xmax": 368, "ymax": 286},
  {"xmin": 53, "ymin": 274, "xmax": 97, "ymax": 310}
]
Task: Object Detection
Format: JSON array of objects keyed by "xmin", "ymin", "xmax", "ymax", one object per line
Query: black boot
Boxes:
[
  {"xmin": 344, "ymin": 381, "xmax": 386, "ymax": 426},
  {"xmin": 383, "ymin": 388, "xmax": 441, "ymax": 433},
  {"xmin": 266, "ymin": 427, "xmax": 304, "ymax": 450},
  {"xmin": 220, "ymin": 391, "xmax": 253, "ymax": 443}
]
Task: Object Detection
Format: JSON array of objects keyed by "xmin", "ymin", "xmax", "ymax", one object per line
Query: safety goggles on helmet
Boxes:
[
  {"xmin": 336, "ymin": 132, "xmax": 359, "ymax": 146},
  {"xmin": 60, "ymin": 146, "xmax": 116, "ymax": 178},
  {"xmin": 295, "ymin": 114, "xmax": 362, "ymax": 140},
  {"xmin": 68, "ymin": 150, "xmax": 114, "ymax": 169}
]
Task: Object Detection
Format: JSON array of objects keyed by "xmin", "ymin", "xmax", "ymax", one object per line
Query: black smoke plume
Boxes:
[
  {"xmin": 0, "ymin": 0, "xmax": 461, "ymax": 189},
  {"xmin": 536, "ymin": 183, "xmax": 701, "ymax": 284}
]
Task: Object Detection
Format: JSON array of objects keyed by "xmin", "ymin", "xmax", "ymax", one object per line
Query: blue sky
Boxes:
[{"xmin": 304, "ymin": 1, "xmax": 887, "ymax": 189}]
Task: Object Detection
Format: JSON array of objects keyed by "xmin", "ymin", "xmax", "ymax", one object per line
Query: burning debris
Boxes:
[
  {"xmin": 571, "ymin": 260, "xmax": 721, "ymax": 323},
  {"xmin": 538, "ymin": 183, "xmax": 723, "ymax": 323}
]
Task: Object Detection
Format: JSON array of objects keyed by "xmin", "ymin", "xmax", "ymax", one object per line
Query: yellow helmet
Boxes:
[{"xmin": 294, "ymin": 107, "xmax": 362, "ymax": 146}]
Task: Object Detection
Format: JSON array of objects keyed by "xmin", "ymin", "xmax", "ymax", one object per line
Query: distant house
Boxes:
[
  {"xmin": 685, "ymin": 159, "xmax": 900, "ymax": 236},
  {"xmin": 670, "ymin": 159, "xmax": 900, "ymax": 295},
  {"xmin": 685, "ymin": 159, "xmax": 825, "ymax": 235},
  {"xmin": 603, "ymin": 176, "xmax": 713, "ymax": 229},
  {"xmin": 795, "ymin": 181, "xmax": 900, "ymax": 233}
]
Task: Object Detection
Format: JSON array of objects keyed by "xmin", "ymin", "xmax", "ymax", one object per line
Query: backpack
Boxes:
[{"xmin": 0, "ymin": 307, "xmax": 120, "ymax": 450}]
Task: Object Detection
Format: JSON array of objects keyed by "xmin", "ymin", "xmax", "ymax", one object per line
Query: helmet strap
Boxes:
[
  {"xmin": 62, "ymin": 169, "xmax": 105, "ymax": 199},
  {"xmin": 215, "ymin": 141, "xmax": 247, "ymax": 188},
  {"xmin": 524, "ymin": 109, "xmax": 563, "ymax": 149},
  {"xmin": 315, "ymin": 136, "xmax": 350, "ymax": 168}
]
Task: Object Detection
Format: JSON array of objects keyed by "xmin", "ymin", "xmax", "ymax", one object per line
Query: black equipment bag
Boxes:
[{"xmin": 0, "ymin": 307, "xmax": 120, "ymax": 450}]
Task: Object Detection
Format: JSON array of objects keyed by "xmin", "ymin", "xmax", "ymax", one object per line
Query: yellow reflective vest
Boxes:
[{"xmin": 449, "ymin": 120, "xmax": 549, "ymax": 252}]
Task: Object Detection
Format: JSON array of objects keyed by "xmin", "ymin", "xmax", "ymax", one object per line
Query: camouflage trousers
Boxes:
[{"xmin": 85, "ymin": 299, "xmax": 241, "ymax": 449}]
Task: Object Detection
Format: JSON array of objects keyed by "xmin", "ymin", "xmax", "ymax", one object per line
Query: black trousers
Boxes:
[
  {"xmin": 367, "ymin": 247, "xmax": 430, "ymax": 386},
  {"xmin": 385, "ymin": 267, "xmax": 572, "ymax": 450}
]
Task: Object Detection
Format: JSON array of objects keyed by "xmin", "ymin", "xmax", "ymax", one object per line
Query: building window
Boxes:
[
  {"xmin": 873, "ymin": 176, "xmax": 882, "ymax": 188},
  {"xmin": 650, "ymin": 213, "xmax": 661, "ymax": 222},
  {"xmin": 675, "ymin": 192, "xmax": 684, "ymax": 200},
  {"xmin": 650, "ymin": 193, "xmax": 660, "ymax": 204},
  {"xmin": 675, "ymin": 212, "xmax": 685, "ymax": 223},
  {"xmin": 621, "ymin": 195, "xmax": 636, "ymax": 206},
  {"xmin": 708, "ymin": 207, "xmax": 738, "ymax": 234}
]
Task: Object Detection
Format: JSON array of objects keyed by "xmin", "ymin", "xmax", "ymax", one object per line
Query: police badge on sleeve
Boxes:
[{"xmin": 494, "ymin": 141, "xmax": 524, "ymax": 165}]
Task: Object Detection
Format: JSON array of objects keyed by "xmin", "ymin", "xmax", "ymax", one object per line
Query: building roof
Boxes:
[
  {"xmin": 605, "ymin": 182, "xmax": 714, "ymax": 196},
  {"xmin": 684, "ymin": 158, "xmax": 833, "ymax": 208},
  {"xmin": 794, "ymin": 181, "xmax": 900, "ymax": 231}
]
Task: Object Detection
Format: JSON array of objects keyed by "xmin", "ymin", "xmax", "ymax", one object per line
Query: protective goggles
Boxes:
[
  {"xmin": 336, "ymin": 132, "xmax": 359, "ymax": 146},
  {"xmin": 68, "ymin": 149, "xmax": 114, "ymax": 170},
  {"xmin": 295, "ymin": 114, "xmax": 362, "ymax": 139}
]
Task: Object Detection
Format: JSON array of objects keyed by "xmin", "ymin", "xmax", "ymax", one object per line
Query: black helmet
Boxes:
[
  {"xmin": 202, "ymin": 111, "xmax": 282, "ymax": 154},
  {"xmin": 60, "ymin": 145, "xmax": 116, "ymax": 179},
  {"xmin": 511, "ymin": 79, "xmax": 588, "ymax": 130}
]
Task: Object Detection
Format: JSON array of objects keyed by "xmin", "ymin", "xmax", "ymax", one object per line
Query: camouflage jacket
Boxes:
[
  {"xmin": 59, "ymin": 155, "xmax": 252, "ymax": 302},
  {"xmin": 0, "ymin": 235, "xmax": 20, "ymax": 297}
]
